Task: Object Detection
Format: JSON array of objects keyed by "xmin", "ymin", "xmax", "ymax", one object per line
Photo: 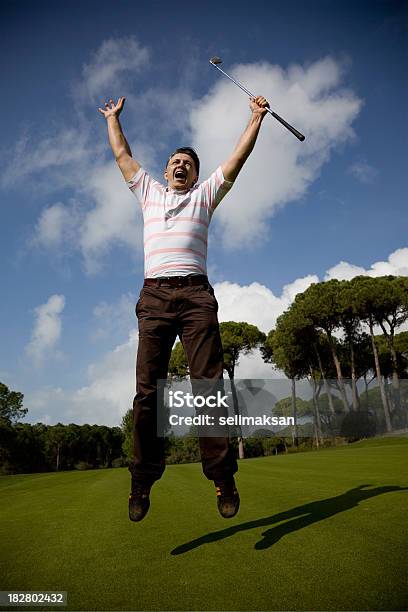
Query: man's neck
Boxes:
[{"xmin": 166, "ymin": 185, "xmax": 192, "ymax": 194}]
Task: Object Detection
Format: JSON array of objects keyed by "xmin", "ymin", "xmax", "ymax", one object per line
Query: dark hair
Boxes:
[{"xmin": 166, "ymin": 147, "xmax": 200, "ymax": 176}]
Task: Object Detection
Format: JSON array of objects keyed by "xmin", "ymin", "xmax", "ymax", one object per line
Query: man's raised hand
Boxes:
[
  {"xmin": 98, "ymin": 97, "xmax": 126, "ymax": 119},
  {"xmin": 249, "ymin": 96, "xmax": 269, "ymax": 118}
]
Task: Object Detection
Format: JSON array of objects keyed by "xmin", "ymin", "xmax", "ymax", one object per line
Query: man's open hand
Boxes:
[
  {"xmin": 98, "ymin": 97, "xmax": 126, "ymax": 119},
  {"xmin": 249, "ymin": 96, "xmax": 269, "ymax": 118}
]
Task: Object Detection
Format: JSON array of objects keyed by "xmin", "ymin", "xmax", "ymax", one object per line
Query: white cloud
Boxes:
[
  {"xmin": 2, "ymin": 36, "xmax": 149, "ymax": 188},
  {"xmin": 69, "ymin": 330, "xmax": 137, "ymax": 424},
  {"xmin": 324, "ymin": 261, "xmax": 366, "ymax": 281},
  {"xmin": 213, "ymin": 276, "xmax": 319, "ymax": 380},
  {"xmin": 235, "ymin": 349, "xmax": 281, "ymax": 380},
  {"xmin": 79, "ymin": 162, "xmax": 143, "ymax": 273},
  {"xmin": 80, "ymin": 37, "xmax": 149, "ymax": 102},
  {"xmin": 325, "ymin": 247, "xmax": 408, "ymax": 280},
  {"xmin": 32, "ymin": 201, "xmax": 81, "ymax": 248},
  {"xmin": 26, "ymin": 295, "xmax": 65, "ymax": 366},
  {"xmin": 91, "ymin": 292, "xmax": 137, "ymax": 342},
  {"xmin": 348, "ymin": 159, "xmax": 378, "ymax": 184},
  {"xmin": 1, "ymin": 36, "xmax": 149, "ymax": 275},
  {"xmin": 215, "ymin": 275, "xmax": 318, "ymax": 333},
  {"xmin": 1, "ymin": 128, "xmax": 91, "ymax": 189},
  {"xmin": 30, "ymin": 161, "xmax": 144, "ymax": 274},
  {"xmin": 191, "ymin": 57, "xmax": 362, "ymax": 247},
  {"xmin": 28, "ymin": 387, "xmax": 66, "ymax": 425},
  {"xmin": 26, "ymin": 330, "xmax": 137, "ymax": 426}
]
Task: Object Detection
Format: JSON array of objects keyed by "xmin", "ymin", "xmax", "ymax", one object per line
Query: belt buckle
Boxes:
[{"xmin": 160, "ymin": 276, "xmax": 182, "ymax": 288}]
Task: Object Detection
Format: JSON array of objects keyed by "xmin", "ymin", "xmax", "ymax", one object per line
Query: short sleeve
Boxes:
[
  {"xmin": 127, "ymin": 168, "xmax": 154, "ymax": 210},
  {"xmin": 200, "ymin": 166, "xmax": 234, "ymax": 213}
]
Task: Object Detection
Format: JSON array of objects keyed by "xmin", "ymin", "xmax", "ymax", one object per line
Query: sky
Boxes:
[{"xmin": 0, "ymin": 0, "xmax": 407, "ymax": 426}]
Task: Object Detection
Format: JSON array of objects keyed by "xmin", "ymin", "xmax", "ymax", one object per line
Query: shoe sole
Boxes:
[
  {"xmin": 128, "ymin": 497, "xmax": 150, "ymax": 522},
  {"xmin": 218, "ymin": 495, "xmax": 240, "ymax": 518}
]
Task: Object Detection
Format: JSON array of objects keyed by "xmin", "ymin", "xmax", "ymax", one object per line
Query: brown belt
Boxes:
[{"xmin": 144, "ymin": 274, "xmax": 209, "ymax": 288}]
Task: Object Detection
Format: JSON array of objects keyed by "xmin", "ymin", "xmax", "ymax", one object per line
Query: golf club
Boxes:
[{"xmin": 209, "ymin": 57, "xmax": 305, "ymax": 142}]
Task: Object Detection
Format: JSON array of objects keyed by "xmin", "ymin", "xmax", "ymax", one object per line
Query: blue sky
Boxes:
[{"xmin": 1, "ymin": 0, "xmax": 407, "ymax": 425}]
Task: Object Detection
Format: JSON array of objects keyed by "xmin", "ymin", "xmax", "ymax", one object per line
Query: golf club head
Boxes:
[{"xmin": 209, "ymin": 56, "xmax": 223, "ymax": 65}]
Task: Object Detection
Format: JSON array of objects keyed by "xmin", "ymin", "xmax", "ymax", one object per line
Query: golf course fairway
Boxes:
[{"xmin": 1, "ymin": 436, "xmax": 407, "ymax": 611}]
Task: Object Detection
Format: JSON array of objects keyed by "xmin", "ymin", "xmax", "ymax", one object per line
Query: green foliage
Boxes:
[
  {"xmin": 273, "ymin": 396, "xmax": 311, "ymax": 417},
  {"xmin": 267, "ymin": 307, "xmax": 315, "ymax": 378},
  {"xmin": 306, "ymin": 391, "xmax": 344, "ymax": 416},
  {"xmin": 0, "ymin": 382, "xmax": 27, "ymax": 424},
  {"xmin": 1, "ymin": 421, "xmax": 126, "ymax": 474},
  {"xmin": 121, "ymin": 408, "xmax": 133, "ymax": 460},
  {"xmin": 168, "ymin": 341, "xmax": 189, "ymax": 380},
  {"xmin": 252, "ymin": 428, "xmax": 276, "ymax": 438},
  {"xmin": 165, "ymin": 435, "xmax": 200, "ymax": 464},
  {"xmin": 340, "ymin": 412, "xmax": 377, "ymax": 439},
  {"xmin": 243, "ymin": 438, "xmax": 264, "ymax": 457},
  {"xmin": 394, "ymin": 331, "xmax": 408, "ymax": 356},
  {"xmin": 220, "ymin": 321, "xmax": 266, "ymax": 378},
  {"xmin": 260, "ymin": 329, "xmax": 275, "ymax": 363},
  {"xmin": 296, "ymin": 279, "xmax": 346, "ymax": 335},
  {"xmin": 74, "ymin": 461, "xmax": 93, "ymax": 470}
]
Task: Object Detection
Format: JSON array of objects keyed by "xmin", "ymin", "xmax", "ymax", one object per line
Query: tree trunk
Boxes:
[
  {"xmin": 364, "ymin": 373, "xmax": 369, "ymax": 408},
  {"xmin": 369, "ymin": 320, "xmax": 392, "ymax": 432},
  {"xmin": 291, "ymin": 378, "xmax": 298, "ymax": 446},
  {"xmin": 326, "ymin": 331, "xmax": 350, "ymax": 413},
  {"xmin": 309, "ymin": 371, "xmax": 323, "ymax": 446},
  {"xmin": 350, "ymin": 345, "xmax": 360, "ymax": 411},
  {"xmin": 229, "ymin": 374, "xmax": 245, "ymax": 459},
  {"xmin": 315, "ymin": 346, "xmax": 336, "ymax": 416},
  {"xmin": 315, "ymin": 382, "xmax": 323, "ymax": 444},
  {"xmin": 380, "ymin": 323, "xmax": 401, "ymax": 413}
]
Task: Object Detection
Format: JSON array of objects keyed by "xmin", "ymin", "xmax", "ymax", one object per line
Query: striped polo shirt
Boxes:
[{"xmin": 127, "ymin": 166, "xmax": 233, "ymax": 278}]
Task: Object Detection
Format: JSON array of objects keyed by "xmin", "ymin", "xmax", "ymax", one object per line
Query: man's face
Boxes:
[{"xmin": 164, "ymin": 153, "xmax": 198, "ymax": 191}]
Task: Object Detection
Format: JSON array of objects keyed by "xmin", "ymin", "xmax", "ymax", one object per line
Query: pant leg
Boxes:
[
  {"xmin": 179, "ymin": 284, "xmax": 238, "ymax": 481},
  {"xmin": 130, "ymin": 287, "xmax": 177, "ymax": 485}
]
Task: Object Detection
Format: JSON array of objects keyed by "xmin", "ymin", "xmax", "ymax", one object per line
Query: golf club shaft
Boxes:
[{"xmin": 212, "ymin": 63, "xmax": 305, "ymax": 142}]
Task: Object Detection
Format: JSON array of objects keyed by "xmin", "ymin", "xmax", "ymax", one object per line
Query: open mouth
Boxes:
[{"xmin": 174, "ymin": 169, "xmax": 187, "ymax": 180}]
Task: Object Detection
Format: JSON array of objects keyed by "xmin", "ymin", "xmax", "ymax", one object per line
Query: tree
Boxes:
[
  {"xmin": 45, "ymin": 424, "xmax": 68, "ymax": 471},
  {"xmin": 262, "ymin": 307, "xmax": 326, "ymax": 444},
  {"xmin": 121, "ymin": 409, "xmax": 133, "ymax": 460},
  {"xmin": 294, "ymin": 281, "xmax": 350, "ymax": 413},
  {"xmin": 168, "ymin": 341, "xmax": 189, "ymax": 380},
  {"xmin": 339, "ymin": 281, "xmax": 365, "ymax": 411},
  {"xmin": 220, "ymin": 322, "xmax": 266, "ymax": 458},
  {"xmin": 350, "ymin": 276, "xmax": 392, "ymax": 431},
  {"xmin": 0, "ymin": 382, "xmax": 27, "ymax": 424},
  {"xmin": 371, "ymin": 276, "xmax": 408, "ymax": 409},
  {"xmin": 273, "ymin": 396, "xmax": 311, "ymax": 418}
]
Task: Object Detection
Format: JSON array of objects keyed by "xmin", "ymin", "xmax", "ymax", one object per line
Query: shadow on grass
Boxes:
[{"xmin": 171, "ymin": 484, "xmax": 407, "ymax": 554}]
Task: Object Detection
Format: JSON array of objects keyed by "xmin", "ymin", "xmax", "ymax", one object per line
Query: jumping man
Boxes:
[{"xmin": 99, "ymin": 93, "xmax": 269, "ymax": 521}]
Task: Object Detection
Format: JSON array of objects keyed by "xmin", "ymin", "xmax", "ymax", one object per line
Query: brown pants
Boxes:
[{"xmin": 130, "ymin": 277, "xmax": 238, "ymax": 485}]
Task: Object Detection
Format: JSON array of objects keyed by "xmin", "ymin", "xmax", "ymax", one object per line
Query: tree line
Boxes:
[{"xmin": 0, "ymin": 383, "xmax": 124, "ymax": 474}]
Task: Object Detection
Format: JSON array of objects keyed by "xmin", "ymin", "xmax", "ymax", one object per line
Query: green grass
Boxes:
[{"xmin": 1, "ymin": 437, "xmax": 407, "ymax": 611}]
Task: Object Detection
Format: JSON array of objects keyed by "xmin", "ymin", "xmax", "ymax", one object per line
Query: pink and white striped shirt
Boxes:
[{"xmin": 127, "ymin": 166, "xmax": 233, "ymax": 278}]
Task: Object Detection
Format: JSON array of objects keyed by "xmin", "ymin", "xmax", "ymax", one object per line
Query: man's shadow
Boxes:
[{"xmin": 171, "ymin": 485, "xmax": 407, "ymax": 554}]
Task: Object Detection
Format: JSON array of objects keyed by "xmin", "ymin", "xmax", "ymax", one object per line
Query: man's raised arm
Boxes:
[
  {"xmin": 98, "ymin": 97, "xmax": 141, "ymax": 182},
  {"xmin": 221, "ymin": 96, "xmax": 269, "ymax": 183}
]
